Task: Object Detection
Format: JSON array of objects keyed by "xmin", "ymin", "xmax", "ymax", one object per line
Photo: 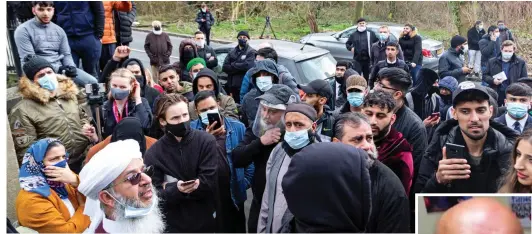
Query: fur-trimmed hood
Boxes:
[{"xmin": 18, "ymin": 74, "xmax": 79, "ymax": 104}]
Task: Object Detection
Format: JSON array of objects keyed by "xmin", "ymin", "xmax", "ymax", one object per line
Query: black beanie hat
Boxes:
[
  {"xmin": 22, "ymin": 55, "xmax": 53, "ymax": 80},
  {"xmin": 450, "ymin": 35, "xmax": 467, "ymax": 48},
  {"xmin": 237, "ymin": 30, "xmax": 250, "ymax": 39}
]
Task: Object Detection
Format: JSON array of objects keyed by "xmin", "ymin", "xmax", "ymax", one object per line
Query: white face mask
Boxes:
[
  {"xmin": 358, "ymin": 26, "xmax": 366, "ymax": 32},
  {"xmin": 201, "ymin": 8, "xmax": 206, "ymax": 12},
  {"xmin": 153, "ymin": 29, "xmax": 162, "ymax": 35},
  {"xmin": 196, "ymin": 39, "xmax": 205, "ymax": 48},
  {"xmin": 256, "ymin": 76, "xmax": 273, "ymax": 92}
]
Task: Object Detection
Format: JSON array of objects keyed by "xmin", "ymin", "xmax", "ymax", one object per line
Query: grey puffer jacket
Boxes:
[{"xmin": 438, "ymin": 48, "xmax": 466, "ymax": 82}]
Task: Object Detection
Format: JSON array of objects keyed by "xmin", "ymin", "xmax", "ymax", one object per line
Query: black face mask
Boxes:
[
  {"xmin": 183, "ymin": 48, "xmax": 195, "ymax": 61},
  {"xmin": 165, "ymin": 121, "xmax": 190, "ymax": 137},
  {"xmin": 135, "ymin": 75, "xmax": 146, "ymax": 89},
  {"xmin": 459, "ymin": 46, "xmax": 465, "ymax": 55}
]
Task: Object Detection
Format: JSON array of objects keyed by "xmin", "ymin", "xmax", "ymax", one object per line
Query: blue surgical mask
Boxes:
[
  {"xmin": 347, "ymin": 92, "xmax": 365, "ymax": 107},
  {"xmin": 106, "ymin": 191, "xmax": 156, "ymax": 218},
  {"xmin": 256, "ymin": 76, "xmax": 273, "ymax": 92},
  {"xmin": 502, "ymin": 52, "xmax": 514, "ymax": 60},
  {"xmin": 378, "ymin": 33, "xmax": 388, "ymax": 41},
  {"xmin": 38, "ymin": 74, "xmax": 59, "ymax": 92},
  {"xmin": 507, "ymin": 102, "xmax": 529, "ymax": 119},
  {"xmin": 199, "ymin": 108, "xmax": 219, "ymax": 126},
  {"xmin": 284, "ymin": 128, "xmax": 311, "ymax": 150},
  {"xmin": 111, "ymin": 88, "xmax": 130, "ymax": 100},
  {"xmin": 192, "ymin": 72, "xmax": 199, "ymax": 79}
]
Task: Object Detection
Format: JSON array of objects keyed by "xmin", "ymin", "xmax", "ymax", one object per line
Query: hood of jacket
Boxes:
[
  {"xmin": 376, "ymin": 128, "xmax": 413, "ymax": 162},
  {"xmin": 19, "ymin": 74, "xmax": 78, "ymax": 104},
  {"xmin": 251, "ymin": 59, "xmax": 280, "ymax": 87},
  {"xmin": 410, "ymin": 68, "xmax": 439, "ymax": 96},
  {"xmin": 192, "ymin": 68, "xmax": 220, "ymax": 96},
  {"xmin": 400, "ymin": 30, "xmax": 418, "ymax": 38},
  {"xmin": 179, "ymin": 39, "xmax": 199, "ymax": 67},
  {"xmin": 338, "ymin": 68, "xmax": 358, "ymax": 96}
]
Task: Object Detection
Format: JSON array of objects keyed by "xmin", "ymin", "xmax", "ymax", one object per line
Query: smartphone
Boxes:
[
  {"xmin": 207, "ymin": 113, "xmax": 222, "ymax": 129},
  {"xmin": 85, "ymin": 83, "xmax": 106, "ymax": 94},
  {"xmin": 446, "ymin": 143, "xmax": 465, "ymax": 159},
  {"xmin": 181, "ymin": 180, "xmax": 196, "ymax": 186},
  {"xmin": 430, "ymin": 112, "xmax": 441, "ymax": 119}
]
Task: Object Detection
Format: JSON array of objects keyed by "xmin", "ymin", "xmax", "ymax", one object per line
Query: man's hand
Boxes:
[
  {"xmin": 177, "ymin": 179, "xmax": 200, "ymax": 193},
  {"xmin": 44, "ymin": 164, "xmax": 79, "ymax": 186},
  {"xmin": 206, "ymin": 121, "xmax": 226, "ymax": 137},
  {"xmin": 462, "ymin": 67, "xmax": 472, "ymax": 74},
  {"xmin": 493, "ymin": 78, "xmax": 503, "ymax": 85},
  {"xmin": 113, "ymin": 46, "xmax": 131, "ymax": 61},
  {"xmin": 351, "ymin": 48, "xmax": 355, "ymax": 53},
  {"xmin": 423, "ymin": 116, "xmax": 440, "ymax": 128},
  {"xmin": 436, "ymin": 147, "xmax": 471, "ymax": 184},
  {"xmin": 209, "ymin": 56, "xmax": 215, "ymax": 61},
  {"xmin": 411, "ymin": 63, "xmax": 417, "ymax": 68},
  {"xmin": 201, "ymin": 19, "xmax": 206, "ymax": 22},
  {"xmin": 260, "ymin": 128, "xmax": 282, "ymax": 145},
  {"xmin": 58, "ymin": 65, "xmax": 77, "ymax": 78},
  {"xmin": 76, "ymin": 192, "xmax": 85, "ymax": 207},
  {"xmin": 82, "ymin": 124, "xmax": 99, "ymax": 143}
]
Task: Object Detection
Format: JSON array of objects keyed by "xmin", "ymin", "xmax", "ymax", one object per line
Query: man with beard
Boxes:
[
  {"xmin": 154, "ymin": 64, "xmax": 194, "ymax": 104},
  {"xmin": 79, "ymin": 140, "xmax": 165, "ymax": 233},
  {"xmin": 415, "ymin": 81, "xmax": 519, "ymax": 193},
  {"xmin": 144, "ymin": 93, "xmax": 218, "ymax": 232},
  {"xmin": 438, "ymin": 76, "xmax": 459, "ymax": 121},
  {"xmin": 362, "ymin": 90, "xmax": 414, "ymax": 194},
  {"xmin": 258, "ymin": 103, "xmax": 321, "ymax": 233},
  {"xmin": 232, "ymin": 85, "xmax": 298, "ymax": 233},
  {"xmin": 439, "ymin": 35, "xmax": 471, "ymax": 83},
  {"xmin": 223, "ymin": 30, "xmax": 257, "ymax": 103},
  {"xmin": 346, "ymin": 18, "xmax": 378, "ymax": 80},
  {"xmin": 333, "ymin": 112, "xmax": 410, "ymax": 233},
  {"xmin": 299, "ymin": 79, "xmax": 335, "ymax": 142}
]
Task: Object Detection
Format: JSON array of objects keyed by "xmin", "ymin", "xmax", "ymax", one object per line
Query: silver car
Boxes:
[{"xmin": 299, "ymin": 22, "xmax": 444, "ymax": 71}]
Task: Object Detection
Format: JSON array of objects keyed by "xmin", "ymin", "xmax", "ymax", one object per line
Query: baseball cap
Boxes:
[
  {"xmin": 298, "ymin": 79, "xmax": 333, "ymax": 100},
  {"xmin": 452, "ymin": 81, "xmax": 490, "ymax": 106}
]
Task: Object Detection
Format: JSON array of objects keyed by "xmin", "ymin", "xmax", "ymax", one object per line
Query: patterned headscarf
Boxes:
[{"xmin": 18, "ymin": 138, "xmax": 69, "ymax": 199}]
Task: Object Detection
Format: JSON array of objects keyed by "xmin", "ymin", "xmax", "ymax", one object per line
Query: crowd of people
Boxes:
[{"xmin": 7, "ymin": 1, "xmax": 532, "ymax": 233}]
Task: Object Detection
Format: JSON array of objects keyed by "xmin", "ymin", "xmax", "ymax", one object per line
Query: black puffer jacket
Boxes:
[
  {"xmin": 399, "ymin": 31, "xmax": 423, "ymax": 65},
  {"xmin": 415, "ymin": 119, "xmax": 518, "ymax": 193},
  {"xmin": 467, "ymin": 26, "xmax": 486, "ymax": 51},
  {"xmin": 114, "ymin": 1, "xmax": 136, "ymax": 45}
]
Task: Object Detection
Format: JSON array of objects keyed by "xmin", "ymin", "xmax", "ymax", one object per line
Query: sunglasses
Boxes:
[{"xmin": 105, "ymin": 165, "xmax": 153, "ymax": 189}]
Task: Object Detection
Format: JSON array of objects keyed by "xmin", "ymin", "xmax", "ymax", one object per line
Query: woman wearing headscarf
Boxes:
[
  {"xmin": 15, "ymin": 138, "xmax": 90, "ymax": 233},
  {"xmin": 282, "ymin": 142, "xmax": 372, "ymax": 232},
  {"xmin": 85, "ymin": 117, "xmax": 157, "ymax": 163}
]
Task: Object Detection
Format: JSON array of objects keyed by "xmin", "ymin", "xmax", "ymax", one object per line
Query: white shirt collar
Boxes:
[
  {"xmin": 387, "ymin": 58, "xmax": 397, "ymax": 64},
  {"xmin": 103, "ymin": 216, "xmax": 122, "ymax": 233},
  {"xmin": 505, "ymin": 113, "xmax": 527, "ymax": 132}
]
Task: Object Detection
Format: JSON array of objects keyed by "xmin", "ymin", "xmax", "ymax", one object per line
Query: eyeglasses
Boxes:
[
  {"xmin": 375, "ymin": 81, "xmax": 400, "ymax": 92},
  {"xmin": 105, "ymin": 165, "xmax": 153, "ymax": 189}
]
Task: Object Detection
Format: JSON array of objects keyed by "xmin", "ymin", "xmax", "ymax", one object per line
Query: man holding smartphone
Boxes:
[
  {"xmin": 189, "ymin": 91, "xmax": 254, "ymax": 233},
  {"xmin": 415, "ymin": 81, "xmax": 519, "ymax": 193}
]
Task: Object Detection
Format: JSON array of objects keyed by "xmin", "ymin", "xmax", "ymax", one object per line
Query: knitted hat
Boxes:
[
  {"xmin": 346, "ymin": 75, "xmax": 367, "ymax": 91},
  {"xmin": 285, "ymin": 103, "xmax": 318, "ymax": 122},
  {"xmin": 186, "ymin": 57, "xmax": 206, "ymax": 71},
  {"xmin": 22, "ymin": 55, "xmax": 53, "ymax": 80},
  {"xmin": 237, "ymin": 30, "xmax": 250, "ymax": 39},
  {"xmin": 438, "ymin": 76, "xmax": 459, "ymax": 92},
  {"xmin": 450, "ymin": 35, "xmax": 467, "ymax": 48}
]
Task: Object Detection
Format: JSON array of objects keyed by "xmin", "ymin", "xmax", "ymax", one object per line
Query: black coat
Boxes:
[
  {"xmin": 415, "ymin": 120, "xmax": 518, "ymax": 193},
  {"xmin": 467, "ymin": 26, "xmax": 486, "ymax": 51},
  {"xmin": 366, "ymin": 161, "xmax": 410, "ymax": 233},
  {"xmin": 399, "ymin": 33, "xmax": 423, "ymax": 65},
  {"xmin": 479, "ymin": 34, "xmax": 501, "ymax": 67},
  {"xmin": 114, "ymin": 1, "xmax": 136, "ymax": 45},
  {"xmin": 222, "ymin": 44, "xmax": 257, "ymax": 88},
  {"xmin": 438, "ymin": 48, "xmax": 466, "ymax": 82},
  {"xmin": 197, "ymin": 45, "xmax": 218, "ymax": 69},
  {"xmin": 346, "ymin": 29, "xmax": 378, "ymax": 62},
  {"xmin": 483, "ymin": 55, "xmax": 528, "ymax": 105},
  {"xmin": 144, "ymin": 130, "xmax": 219, "ymax": 233},
  {"xmin": 196, "ymin": 10, "xmax": 215, "ymax": 30},
  {"xmin": 370, "ymin": 40, "xmax": 405, "ymax": 67},
  {"xmin": 368, "ymin": 59, "xmax": 409, "ymax": 88},
  {"xmin": 101, "ymin": 97, "xmax": 153, "ymax": 139}
]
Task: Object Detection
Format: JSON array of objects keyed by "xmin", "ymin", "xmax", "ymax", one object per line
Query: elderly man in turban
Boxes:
[{"xmin": 78, "ymin": 139, "xmax": 164, "ymax": 233}]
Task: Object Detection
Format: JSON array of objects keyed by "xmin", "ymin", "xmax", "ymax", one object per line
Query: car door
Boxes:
[{"xmin": 331, "ymin": 27, "xmax": 356, "ymax": 61}]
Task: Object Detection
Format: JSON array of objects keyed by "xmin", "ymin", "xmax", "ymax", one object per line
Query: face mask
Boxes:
[
  {"xmin": 38, "ymin": 73, "xmax": 58, "ymax": 92},
  {"xmin": 507, "ymin": 102, "xmax": 529, "ymax": 119},
  {"xmin": 196, "ymin": 40, "xmax": 205, "ymax": 48},
  {"xmin": 499, "ymin": 25, "xmax": 506, "ymax": 30},
  {"xmin": 477, "ymin": 25, "xmax": 484, "ymax": 30},
  {"xmin": 256, "ymin": 76, "xmax": 273, "ymax": 92},
  {"xmin": 494, "ymin": 32, "xmax": 500, "ymax": 38},
  {"xmin": 358, "ymin": 26, "xmax": 366, "ymax": 32},
  {"xmin": 200, "ymin": 108, "xmax": 219, "ymax": 126},
  {"xmin": 135, "ymin": 75, "xmax": 146, "ymax": 89},
  {"xmin": 502, "ymin": 52, "xmax": 514, "ymax": 60},
  {"xmin": 165, "ymin": 121, "xmax": 190, "ymax": 137},
  {"xmin": 183, "ymin": 48, "xmax": 194, "ymax": 60},
  {"xmin": 238, "ymin": 38, "xmax": 247, "ymax": 47},
  {"xmin": 284, "ymin": 128, "xmax": 311, "ymax": 150},
  {"xmin": 107, "ymin": 191, "xmax": 156, "ymax": 218},
  {"xmin": 378, "ymin": 33, "xmax": 388, "ymax": 41},
  {"xmin": 347, "ymin": 92, "xmax": 364, "ymax": 107},
  {"xmin": 192, "ymin": 72, "xmax": 199, "ymax": 79},
  {"xmin": 111, "ymin": 88, "xmax": 130, "ymax": 100},
  {"xmin": 153, "ymin": 29, "xmax": 162, "ymax": 35},
  {"xmin": 201, "ymin": 8, "xmax": 206, "ymax": 13},
  {"xmin": 459, "ymin": 45, "xmax": 468, "ymax": 54}
]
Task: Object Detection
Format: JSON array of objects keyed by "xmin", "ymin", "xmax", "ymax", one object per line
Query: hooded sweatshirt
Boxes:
[
  {"xmin": 406, "ymin": 68, "xmax": 441, "ymax": 121},
  {"xmin": 173, "ymin": 39, "xmax": 199, "ymax": 82},
  {"xmin": 375, "ymin": 128, "xmax": 414, "ymax": 194},
  {"xmin": 333, "ymin": 68, "xmax": 359, "ymax": 109},
  {"xmin": 282, "ymin": 143, "xmax": 372, "ymax": 232},
  {"xmin": 188, "ymin": 68, "xmax": 238, "ymax": 120},
  {"xmin": 241, "ymin": 60, "xmax": 280, "ymax": 126}
]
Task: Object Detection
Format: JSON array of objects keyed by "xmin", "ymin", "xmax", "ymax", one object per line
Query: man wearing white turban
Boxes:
[{"xmin": 78, "ymin": 139, "xmax": 165, "ymax": 233}]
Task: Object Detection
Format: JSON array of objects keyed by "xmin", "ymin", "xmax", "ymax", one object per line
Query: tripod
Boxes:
[{"xmin": 260, "ymin": 16, "xmax": 277, "ymax": 39}]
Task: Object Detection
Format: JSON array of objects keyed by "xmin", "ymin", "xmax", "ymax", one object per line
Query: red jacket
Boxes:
[{"xmin": 376, "ymin": 128, "xmax": 414, "ymax": 194}]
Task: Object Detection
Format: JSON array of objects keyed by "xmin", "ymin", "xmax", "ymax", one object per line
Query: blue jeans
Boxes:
[
  {"xmin": 410, "ymin": 64, "xmax": 422, "ymax": 86},
  {"xmin": 69, "ymin": 35, "xmax": 102, "ymax": 78},
  {"xmin": 72, "ymin": 68, "xmax": 98, "ymax": 87}
]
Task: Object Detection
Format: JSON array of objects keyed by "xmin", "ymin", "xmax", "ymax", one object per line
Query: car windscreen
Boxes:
[{"xmin": 296, "ymin": 53, "xmax": 336, "ymax": 84}]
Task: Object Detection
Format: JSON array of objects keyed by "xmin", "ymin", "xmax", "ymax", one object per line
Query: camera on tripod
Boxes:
[{"xmin": 85, "ymin": 83, "xmax": 106, "ymax": 105}]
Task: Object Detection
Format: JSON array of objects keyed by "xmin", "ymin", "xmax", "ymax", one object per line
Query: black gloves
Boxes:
[{"xmin": 58, "ymin": 65, "xmax": 78, "ymax": 78}]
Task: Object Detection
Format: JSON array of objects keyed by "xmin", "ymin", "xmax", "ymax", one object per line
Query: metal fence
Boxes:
[{"xmin": 6, "ymin": 3, "xmax": 22, "ymax": 77}]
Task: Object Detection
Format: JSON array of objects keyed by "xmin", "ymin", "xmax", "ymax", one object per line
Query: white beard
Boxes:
[
  {"xmin": 366, "ymin": 144, "xmax": 378, "ymax": 166},
  {"xmin": 109, "ymin": 192, "xmax": 166, "ymax": 233}
]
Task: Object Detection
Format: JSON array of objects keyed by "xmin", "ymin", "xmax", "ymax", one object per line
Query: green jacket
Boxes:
[
  {"xmin": 9, "ymin": 75, "xmax": 91, "ymax": 166},
  {"xmin": 188, "ymin": 93, "xmax": 239, "ymax": 120}
]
